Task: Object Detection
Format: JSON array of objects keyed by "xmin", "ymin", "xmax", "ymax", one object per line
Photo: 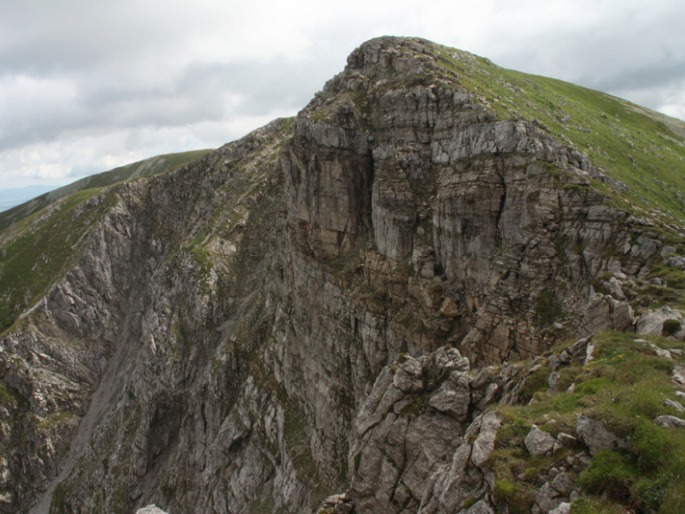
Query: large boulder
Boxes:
[{"xmin": 637, "ymin": 306, "xmax": 684, "ymax": 339}]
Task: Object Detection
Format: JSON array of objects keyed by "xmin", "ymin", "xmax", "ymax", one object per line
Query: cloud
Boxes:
[{"xmin": 1, "ymin": 0, "xmax": 684, "ymax": 189}]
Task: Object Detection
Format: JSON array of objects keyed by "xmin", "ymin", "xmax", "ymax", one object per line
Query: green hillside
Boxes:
[
  {"xmin": 0, "ymin": 149, "xmax": 211, "ymax": 333},
  {"xmin": 437, "ymin": 46, "xmax": 685, "ymax": 226}
]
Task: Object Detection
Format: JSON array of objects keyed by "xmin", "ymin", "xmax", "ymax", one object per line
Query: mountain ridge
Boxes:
[
  {"xmin": 0, "ymin": 149, "xmax": 212, "ymax": 230},
  {"xmin": 1, "ymin": 36, "xmax": 684, "ymax": 513}
]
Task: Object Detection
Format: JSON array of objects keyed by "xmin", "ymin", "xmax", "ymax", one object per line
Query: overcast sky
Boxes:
[{"xmin": 1, "ymin": 0, "xmax": 684, "ymax": 190}]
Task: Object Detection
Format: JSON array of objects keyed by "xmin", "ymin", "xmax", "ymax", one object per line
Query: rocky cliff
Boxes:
[{"xmin": 2, "ymin": 37, "xmax": 685, "ymax": 514}]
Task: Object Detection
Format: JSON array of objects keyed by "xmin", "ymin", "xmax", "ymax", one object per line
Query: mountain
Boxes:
[
  {"xmin": 0, "ymin": 149, "xmax": 212, "ymax": 230},
  {"xmin": 1, "ymin": 37, "xmax": 685, "ymax": 514}
]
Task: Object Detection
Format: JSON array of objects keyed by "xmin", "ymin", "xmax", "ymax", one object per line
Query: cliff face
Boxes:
[{"xmin": 1, "ymin": 37, "xmax": 684, "ymax": 514}]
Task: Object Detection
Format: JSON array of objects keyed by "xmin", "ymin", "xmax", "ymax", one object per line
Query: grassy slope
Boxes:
[
  {"xmin": 0, "ymin": 149, "xmax": 211, "ymax": 333},
  {"xmin": 436, "ymin": 46, "xmax": 685, "ymax": 226},
  {"xmin": 493, "ymin": 332, "xmax": 685, "ymax": 513},
  {"xmin": 0, "ymin": 149, "xmax": 212, "ymax": 230}
]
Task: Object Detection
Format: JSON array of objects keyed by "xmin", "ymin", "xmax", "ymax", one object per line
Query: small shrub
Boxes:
[
  {"xmin": 662, "ymin": 319, "xmax": 681, "ymax": 337},
  {"xmin": 577, "ymin": 450, "xmax": 635, "ymax": 502},
  {"xmin": 493, "ymin": 478, "xmax": 534, "ymax": 514},
  {"xmin": 660, "ymin": 482, "xmax": 685, "ymax": 514},
  {"xmin": 570, "ymin": 497, "xmax": 626, "ymax": 514},
  {"xmin": 630, "ymin": 422, "xmax": 672, "ymax": 472},
  {"xmin": 520, "ymin": 366, "xmax": 550, "ymax": 402},
  {"xmin": 631, "ymin": 476, "xmax": 668, "ymax": 512},
  {"xmin": 534, "ymin": 291, "xmax": 564, "ymax": 327}
]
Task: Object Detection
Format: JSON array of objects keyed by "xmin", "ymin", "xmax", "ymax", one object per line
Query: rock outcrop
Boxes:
[{"xmin": 0, "ymin": 36, "xmax": 683, "ymax": 513}]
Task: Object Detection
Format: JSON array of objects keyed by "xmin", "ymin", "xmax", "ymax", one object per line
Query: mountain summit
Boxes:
[{"xmin": 2, "ymin": 36, "xmax": 685, "ymax": 513}]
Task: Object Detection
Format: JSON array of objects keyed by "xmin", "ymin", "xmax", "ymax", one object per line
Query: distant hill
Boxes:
[{"xmin": 0, "ymin": 149, "xmax": 212, "ymax": 229}]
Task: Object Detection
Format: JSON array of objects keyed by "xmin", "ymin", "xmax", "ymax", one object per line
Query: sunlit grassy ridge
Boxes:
[{"xmin": 436, "ymin": 46, "xmax": 685, "ymax": 225}]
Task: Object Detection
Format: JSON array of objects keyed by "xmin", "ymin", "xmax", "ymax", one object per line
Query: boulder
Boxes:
[
  {"xmin": 637, "ymin": 306, "xmax": 684, "ymax": 339},
  {"xmin": 136, "ymin": 506, "xmax": 169, "ymax": 514},
  {"xmin": 525, "ymin": 426, "xmax": 556, "ymax": 456},
  {"xmin": 655, "ymin": 415, "xmax": 685, "ymax": 428},
  {"xmin": 575, "ymin": 415, "xmax": 621, "ymax": 455},
  {"xmin": 580, "ymin": 294, "xmax": 634, "ymax": 336}
]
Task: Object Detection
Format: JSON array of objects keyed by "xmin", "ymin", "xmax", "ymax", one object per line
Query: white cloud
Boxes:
[{"xmin": 0, "ymin": 0, "xmax": 684, "ymax": 190}]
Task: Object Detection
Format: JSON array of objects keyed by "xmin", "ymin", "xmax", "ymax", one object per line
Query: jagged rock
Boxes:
[
  {"xmin": 575, "ymin": 415, "xmax": 622, "ymax": 455},
  {"xmin": 418, "ymin": 411, "xmax": 501, "ymax": 513},
  {"xmin": 428, "ymin": 372, "xmax": 471, "ymax": 421},
  {"xmin": 525, "ymin": 426, "xmax": 556, "ymax": 456},
  {"xmin": 535, "ymin": 482, "xmax": 563, "ymax": 512},
  {"xmin": 664, "ymin": 399, "xmax": 685, "ymax": 412},
  {"xmin": 550, "ymin": 472, "xmax": 575, "ymax": 496},
  {"xmin": 393, "ymin": 357, "xmax": 425, "ymax": 393},
  {"xmin": 674, "ymin": 366, "xmax": 685, "ymax": 385},
  {"xmin": 471, "ymin": 412, "xmax": 502, "ymax": 468},
  {"xmin": 655, "ymin": 415, "xmax": 685, "ymax": 428},
  {"xmin": 580, "ymin": 293, "xmax": 635, "ymax": 336}
]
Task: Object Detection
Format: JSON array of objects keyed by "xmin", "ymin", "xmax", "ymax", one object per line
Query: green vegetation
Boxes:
[
  {"xmin": 0, "ymin": 188, "xmax": 116, "ymax": 332},
  {"xmin": 492, "ymin": 332, "xmax": 685, "ymax": 513},
  {"xmin": 436, "ymin": 46, "xmax": 685, "ymax": 225},
  {"xmin": 534, "ymin": 291, "xmax": 564, "ymax": 327}
]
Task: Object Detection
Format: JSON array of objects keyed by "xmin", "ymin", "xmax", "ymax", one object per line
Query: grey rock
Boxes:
[
  {"xmin": 651, "ymin": 344, "xmax": 674, "ymax": 359},
  {"xmin": 550, "ymin": 472, "xmax": 575, "ymax": 496},
  {"xmin": 428, "ymin": 373, "xmax": 471, "ymax": 421},
  {"xmin": 655, "ymin": 415, "xmax": 685, "ymax": 428},
  {"xmin": 664, "ymin": 399, "xmax": 685, "ymax": 412},
  {"xmin": 550, "ymin": 503, "xmax": 572, "ymax": 514},
  {"xmin": 576, "ymin": 415, "xmax": 621, "ymax": 455},
  {"xmin": 535, "ymin": 482, "xmax": 563, "ymax": 512},
  {"xmin": 525, "ymin": 426, "xmax": 556, "ymax": 456},
  {"xmin": 637, "ymin": 306, "xmax": 684, "ymax": 339},
  {"xmin": 393, "ymin": 357, "xmax": 425, "ymax": 393},
  {"xmin": 136, "ymin": 506, "xmax": 169, "ymax": 514},
  {"xmin": 674, "ymin": 365, "xmax": 685, "ymax": 385},
  {"xmin": 580, "ymin": 293, "xmax": 635, "ymax": 336},
  {"xmin": 471, "ymin": 412, "xmax": 502, "ymax": 468}
]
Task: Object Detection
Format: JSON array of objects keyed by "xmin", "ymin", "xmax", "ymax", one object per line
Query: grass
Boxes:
[
  {"xmin": 491, "ymin": 332, "xmax": 685, "ymax": 513},
  {"xmin": 0, "ymin": 188, "xmax": 116, "ymax": 332},
  {"xmin": 435, "ymin": 45, "xmax": 685, "ymax": 227}
]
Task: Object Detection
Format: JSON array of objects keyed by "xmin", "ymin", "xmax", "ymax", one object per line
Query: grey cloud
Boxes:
[{"xmin": 2, "ymin": 0, "xmax": 685, "ymax": 191}]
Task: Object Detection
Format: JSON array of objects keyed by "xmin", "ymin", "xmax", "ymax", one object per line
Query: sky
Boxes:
[{"xmin": 1, "ymin": 0, "xmax": 684, "ymax": 191}]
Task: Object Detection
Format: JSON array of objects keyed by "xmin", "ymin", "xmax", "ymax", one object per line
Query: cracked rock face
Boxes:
[{"xmin": 0, "ymin": 37, "xmax": 676, "ymax": 513}]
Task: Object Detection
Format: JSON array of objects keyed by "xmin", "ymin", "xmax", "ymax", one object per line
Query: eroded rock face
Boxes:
[
  {"xmin": 285, "ymin": 36, "xmax": 651, "ymax": 367},
  {"xmin": 0, "ymin": 37, "xmax": 672, "ymax": 513}
]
